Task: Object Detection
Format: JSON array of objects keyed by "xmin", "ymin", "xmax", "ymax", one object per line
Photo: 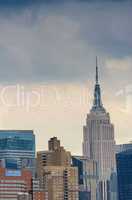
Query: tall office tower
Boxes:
[
  {"xmin": 72, "ymin": 156, "xmax": 98, "ymax": 200},
  {"xmin": 0, "ymin": 130, "xmax": 35, "ymax": 174},
  {"xmin": 37, "ymin": 137, "xmax": 79, "ymax": 200},
  {"xmin": 82, "ymin": 59, "xmax": 116, "ymax": 200},
  {"xmin": 116, "ymin": 150, "xmax": 132, "ymax": 200}
]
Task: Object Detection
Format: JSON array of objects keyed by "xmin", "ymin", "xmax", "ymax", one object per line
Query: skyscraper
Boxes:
[
  {"xmin": 82, "ymin": 58, "xmax": 116, "ymax": 200},
  {"xmin": 116, "ymin": 150, "xmax": 132, "ymax": 200},
  {"xmin": 0, "ymin": 130, "xmax": 35, "ymax": 174}
]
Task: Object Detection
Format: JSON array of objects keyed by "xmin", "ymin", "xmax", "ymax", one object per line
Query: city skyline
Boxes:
[{"xmin": 0, "ymin": 0, "xmax": 132, "ymax": 154}]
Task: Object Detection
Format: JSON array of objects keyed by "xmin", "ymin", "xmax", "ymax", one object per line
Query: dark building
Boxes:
[
  {"xmin": 79, "ymin": 191, "xmax": 91, "ymax": 200},
  {"xmin": 116, "ymin": 150, "xmax": 132, "ymax": 200},
  {"xmin": 116, "ymin": 142, "xmax": 132, "ymax": 154}
]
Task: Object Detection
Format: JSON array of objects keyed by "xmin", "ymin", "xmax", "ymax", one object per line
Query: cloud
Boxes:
[
  {"xmin": 106, "ymin": 57, "xmax": 132, "ymax": 71},
  {"xmin": 0, "ymin": 0, "xmax": 131, "ymax": 83}
]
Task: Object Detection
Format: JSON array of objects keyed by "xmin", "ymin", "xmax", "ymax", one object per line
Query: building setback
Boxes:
[{"xmin": 37, "ymin": 137, "xmax": 71, "ymax": 169}]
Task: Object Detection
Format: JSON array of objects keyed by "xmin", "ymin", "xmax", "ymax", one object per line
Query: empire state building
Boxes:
[{"xmin": 83, "ymin": 59, "xmax": 116, "ymax": 186}]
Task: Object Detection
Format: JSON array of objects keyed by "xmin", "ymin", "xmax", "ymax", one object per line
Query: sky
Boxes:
[{"xmin": 0, "ymin": 0, "xmax": 132, "ymax": 154}]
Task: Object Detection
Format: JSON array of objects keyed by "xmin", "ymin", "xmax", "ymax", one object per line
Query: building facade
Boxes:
[
  {"xmin": 0, "ymin": 130, "xmax": 35, "ymax": 174},
  {"xmin": 43, "ymin": 166, "xmax": 79, "ymax": 200},
  {"xmin": 72, "ymin": 156, "xmax": 98, "ymax": 200},
  {"xmin": 17, "ymin": 193, "xmax": 29, "ymax": 200},
  {"xmin": 32, "ymin": 178, "xmax": 46, "ymax": 200},
  {"xmin": 0, "ymin": 168, "xmax": 32, "ymax": 200},
  {"xmin": 37, "ymin": 137, "xmax": 71, "ymax": 187},
  {"xmin": 116, "ymin": 150, "xmax": 132, "ymax": 200},
  {"xmin": 0, "ymin": 168, "xmax": 45, "ymax": 200},
  {"xmin": 82, "ymin": 59, "xmax": 116, "ymax": 200}
]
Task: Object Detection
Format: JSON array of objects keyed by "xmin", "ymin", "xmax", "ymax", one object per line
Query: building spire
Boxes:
[
  {"xmin": 91, "ymin": 57, "xmax": 106, "ymax": 113},
  {"xmin": 96, "ymin": 56, "xmax": 99, "ymax": 84}
]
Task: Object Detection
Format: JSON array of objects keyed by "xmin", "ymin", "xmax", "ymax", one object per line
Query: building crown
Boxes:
[{"xmin": 91, "ymin": 57, "xmax": 106, "ymax": 113}]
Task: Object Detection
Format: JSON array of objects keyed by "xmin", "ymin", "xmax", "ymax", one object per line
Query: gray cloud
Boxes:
[{"xmin": 0, "ymin": 0, "xmax": 131, "ymax": 84}]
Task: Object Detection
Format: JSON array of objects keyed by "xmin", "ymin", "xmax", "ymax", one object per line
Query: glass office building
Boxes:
[
  {"xmin": 0, "ymin": 130, "xmax": 35, "ymax": 173},
  {"xmin": 116, "ymin": 150, "xmax": 132, "ymax": 200}
]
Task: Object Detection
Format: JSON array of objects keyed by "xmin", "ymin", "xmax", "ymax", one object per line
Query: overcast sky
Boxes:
[{"xmin": 0, "ymin": 0, "xmax": 132, "ymax": 154}]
